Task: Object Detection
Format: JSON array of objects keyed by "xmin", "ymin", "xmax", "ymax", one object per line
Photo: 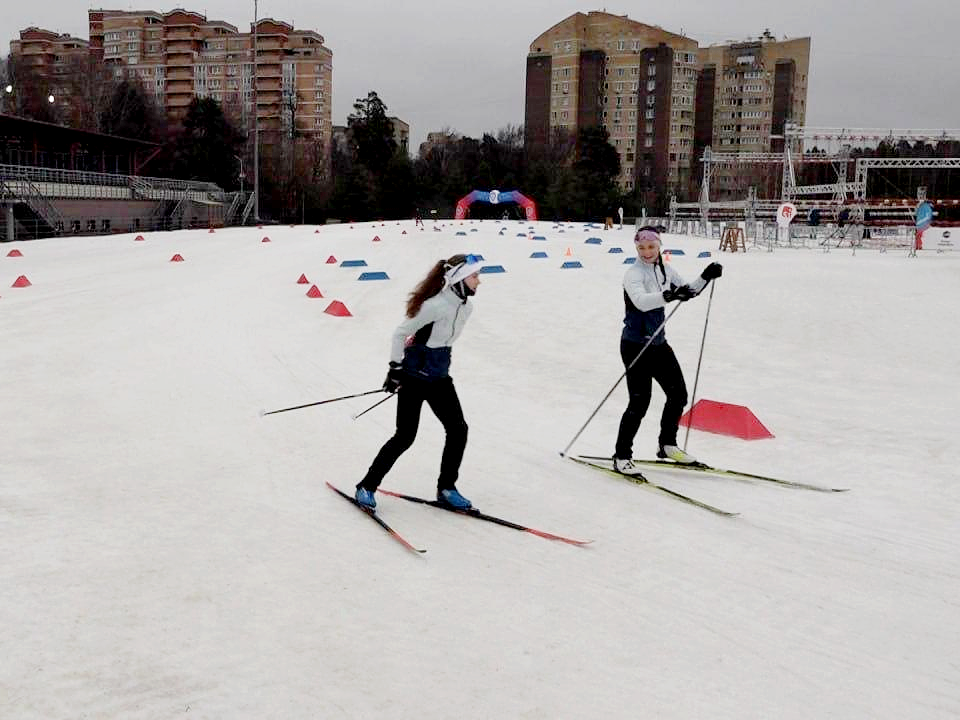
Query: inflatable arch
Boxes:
[{"xmin": 454, "ymin": 189, "xmax": 537, "ymax": 221}]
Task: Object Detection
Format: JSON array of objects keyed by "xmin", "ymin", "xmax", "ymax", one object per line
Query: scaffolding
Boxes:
[{"xmin": 672, "ymin": 125, "xmax": 960, "ymax": 245}]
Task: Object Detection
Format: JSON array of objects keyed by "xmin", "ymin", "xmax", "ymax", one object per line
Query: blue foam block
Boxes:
[
  {"xmin": 358, "ymin": 271, "xmax": 389, "ymax": 281},
  {"xmin": 698, "ymin": 251, "xmax": 712, "ymax": 258},
  {"xmin": 608, "ymin": 247, "xmax": 624, "ymax": 254},
  {"xmin": 530, "ymin": 251, "xmax": 548, "ymax": 258},
  {"xmin": 561, "ymin": 261, "xmax": 583, "ymax": 269},
  {"xmin": 479, "ymin": 265, "xmax": 505, "ymax": 274},
  {"xmin": 341, "ymin": 259, "xmax": 367, "ymax": 267},
  {"xmin": 585, "ymin": 237, "xmax": 602, "ymax": 244}
]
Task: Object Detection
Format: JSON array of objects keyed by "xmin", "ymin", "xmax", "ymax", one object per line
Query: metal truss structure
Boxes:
[{"xmin": 672, "ymin": 125, "xmax": 960, "ymax": 234}]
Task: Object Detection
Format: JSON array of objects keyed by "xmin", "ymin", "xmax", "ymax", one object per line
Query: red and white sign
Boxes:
[{"xmin": 776, "ymin": 203, "xmax": 798, "ymax": 228}]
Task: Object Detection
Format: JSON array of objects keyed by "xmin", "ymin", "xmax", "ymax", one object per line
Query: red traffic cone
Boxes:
[
  {"xmin": 326, "ymin": 255, "xmax": 337, "ymax": 264},
  {"xmin": 12, "ymin": 275, "xmax": 31, "ymax": 287},
  {"xmin": 324, "ymin": 300, "xmax": 352, "ymax": 317},
  {"xmin": 262, "ymin": 236, "xmax": 271, "ymax": 243},
  {"xmin": 306, "ymin": 285, "xmax": 324, "ymax": 298},
  {"xmin": 170, "ymin": 254, "xmax": 185, "ymax": 262},
  {"xmin": 7, "ymin": 249, "xmax": 23, "ymax": 257},
  {"xmin": 297, "ymin": 274, "xmax": 310, "ymax": 284},
  {"xmin": 372, "ymin": 235, "xmax": 381, "ymax": 242}
]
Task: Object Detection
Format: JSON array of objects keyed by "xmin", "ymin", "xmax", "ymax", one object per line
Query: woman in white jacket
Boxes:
[
  {"xmin": 355, "ymin": 253, "xmax": 485, "ymax": 510},
  {"xmin": 613, "ymin": 228, "xmax": 722, "ymax": 475}
]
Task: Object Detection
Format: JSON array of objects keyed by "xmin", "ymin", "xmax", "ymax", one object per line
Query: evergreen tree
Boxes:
[
  {"xmin": 165, "ymin": 97, "xmax": 243, "ymax": 190},
  {"xmin": 348, "ymin": 91, "xmax": 397, "ymax": 175},
  {"xmin": 100, "ymin": 77, "xmax": 162, "ymax": 141}
]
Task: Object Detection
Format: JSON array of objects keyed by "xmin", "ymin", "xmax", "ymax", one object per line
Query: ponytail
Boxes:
[{"xmin": 406, "ymin": 253, "xmax": 468, "ymax": 317}]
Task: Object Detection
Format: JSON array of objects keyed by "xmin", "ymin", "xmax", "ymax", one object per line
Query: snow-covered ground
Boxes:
[{"xmin": 1, "ymin": 219, "xmax": 958, "ymax": 719}]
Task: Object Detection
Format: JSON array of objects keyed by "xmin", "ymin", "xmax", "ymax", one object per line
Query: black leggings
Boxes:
[
  {"xmin": 615, "ymin": 340, "xmax": 687, "ymax": 459},
  {"xmin": 360, "ymin": 377, "xmax": 468, "ymax": 491}
]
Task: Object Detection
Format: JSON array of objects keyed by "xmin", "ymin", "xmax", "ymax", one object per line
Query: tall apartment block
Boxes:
[
  {"xmin": 525, "ymin": 11, "xmax": 809, "ymax": 200},
  {"xmin": 698, "ymin": 32, "xmax": 810, "ymax": 194},
  {"xmin": 87, "ymin": 9, "xmax": 332, "ymax": 150},
  {"xmin": 9, "ymin": 9, "xmax": 333, "ymax": 164}
]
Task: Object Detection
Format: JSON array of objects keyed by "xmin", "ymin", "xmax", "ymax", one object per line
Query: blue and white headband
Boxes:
[{"xmin": 444, "ymin": 254, "xmax": 484, "ymax": 287}]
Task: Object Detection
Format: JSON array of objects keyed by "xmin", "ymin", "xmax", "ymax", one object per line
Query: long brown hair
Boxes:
[{"xmin": 405, "ymin": 253, "xmax": 467, "ymax": 318}]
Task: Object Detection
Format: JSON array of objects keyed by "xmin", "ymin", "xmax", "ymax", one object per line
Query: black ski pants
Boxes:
[
  {"xmin": 615, "ymin": 340, "xmax": 687, "ymax": 459},
  {"xmin": 360, "ymin": 376, "xmax": 468, "ymax": 492}
]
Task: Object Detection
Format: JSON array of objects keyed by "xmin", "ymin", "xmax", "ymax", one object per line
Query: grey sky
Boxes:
[{"xmin": 6, "ymin": 1, "xmax": 960, "ymax": 152}]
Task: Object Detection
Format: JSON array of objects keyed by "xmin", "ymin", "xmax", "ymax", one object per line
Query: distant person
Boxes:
[
  {"xmin": 612, "ymin": 227, "xmax": 723, "ymax": 475},
  {"xmin": 355, "ymin": 253, "xmax": 487, "ymax": 511},
  {"xmin": 414, "ymin": 208, "xmax": 424, "ymax": 229},
  {"xmin": 618, "ymin": 206, "xmax": 624, "ymax": 229}
]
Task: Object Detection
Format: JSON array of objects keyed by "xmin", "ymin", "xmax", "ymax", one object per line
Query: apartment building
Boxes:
[
  {"xmin": 87, "ymin": 9, "xmax": 332, "ymax": 149},
  {"xmin": 7, "ymin": 28, "xmax": 91, "ymax": 120},
  {"xmin": 525, "ymin": 12, "xmax": 810, "ymax": 199},
  {"xmin": 525, "ymin": 11, "xmax": 698, "ymax": 194},
  {"xmin": 9, "ymin": 8, "xmax": 332, "ymax": 163},
  {"xmin": 699, "ymin": 32, "xmax": 810, "ymax": 195},
  {"xmin": 9, "ymin": 27, "xmax": 90, "ymax": 77}
]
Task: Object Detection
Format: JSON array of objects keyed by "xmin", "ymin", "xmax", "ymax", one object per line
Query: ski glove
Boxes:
[
  {"xmin": 383, "ymin": 362, "xmax": 403, "ymax": 393},
  {"xmin": 663, "ymin": 284, "xmax": 697, "ymax": 303},
  {"xmin": 701, "ymin": 262, "xmax": 723, "ymax": 281}
]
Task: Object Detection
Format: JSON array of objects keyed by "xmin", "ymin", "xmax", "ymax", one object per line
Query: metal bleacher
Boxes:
[{"xmin": 0, "ymin": 163, "xmax": 246, "ymax": 239}]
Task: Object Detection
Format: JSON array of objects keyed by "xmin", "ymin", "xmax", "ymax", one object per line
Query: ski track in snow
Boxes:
[{"xmin": 1, "ymin": 221, "xmax": 958, "ymax": 719}]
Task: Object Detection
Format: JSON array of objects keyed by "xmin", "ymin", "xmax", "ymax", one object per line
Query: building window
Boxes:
[{"xmin": 648, "ymin": 65, "xmax": 656, "ymax": 76}]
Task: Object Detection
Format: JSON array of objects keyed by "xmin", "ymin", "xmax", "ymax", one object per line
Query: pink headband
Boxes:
[{"xmin": 635, "ymin": 229, "xmax": 661, "ymax": 244}]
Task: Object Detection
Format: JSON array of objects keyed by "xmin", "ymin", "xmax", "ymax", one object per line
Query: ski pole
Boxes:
[
  {"xmin": 352, "ymin": 391, "xmax": 397, "ymax": 420},
  {"xmin": 683, "ymin": 280, "xmax": 716, "ymax": 451},
  {"xmin": 261, "ymin": 388, "xmax": 383, "ymax": 416},
  {"xmin": 559, "ymin": 302, "xmax": 683, "ymax": 458}
]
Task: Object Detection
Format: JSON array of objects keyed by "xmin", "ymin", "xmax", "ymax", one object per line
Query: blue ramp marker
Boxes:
[
  {"xmin": 663, "ymin": 248, "xmax": 685, "ymax": 255},
  {"xmin": 561, "ymin": 260, "xmax": 583, "ymax": 269},
  {"xmin": 472, "ymin": 254, "xmax": 485, "ymax": 260},
  {"xmin": 358, "ymin": 271, "xmax": 389, "ymax": 281},
  {"xmin": 479, "ymin": 265, "xmax": 505, "ymax": 274},
  {"xmin": 470, "ymin": 228, "xmax": 478, "ymax": 232},
  {"xmin": 623, "ymin": 257, "xmax": 637, "ymax": 264},
  {"xmin": 341, "ymin": 259, "xmax": 368, "ymax": 267},
  {"xmin": 585, "ymin": 237, "xmax": 602, "ymax": 245},
  {"xmin": 608, "ymin": 247, "xmax": 624, "ymax": 254},
  {"xmin": 531, "ymin": 235, "xmax": 547, "ymax": 241},
  {"xmin": 516, "ymin": 232, "xmax": 527, "ymax": 237},
  {"xmin": 456, "ymin": 231, "xmax": 468, "ymax": 236},
  {"xmin": 530, "ymin": 251, "xmax": 549, "ymax": 258},
  {"xmin": 698, "ymin": 251, "xmax": 713, "ymax": 258}
]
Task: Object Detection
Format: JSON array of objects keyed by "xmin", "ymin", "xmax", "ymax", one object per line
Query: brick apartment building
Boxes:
[
  {"xmin": 525, "ymin": 11, "xmax": 809, "ymax": 200},
  {"xmin": 9, "ymin": 9, "xmax": 333, "ymax": 163}
]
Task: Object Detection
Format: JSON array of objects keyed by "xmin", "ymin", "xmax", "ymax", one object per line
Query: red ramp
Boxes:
[{"xmin": 679, "ymin": 399, "xmax": 774, "ymax": 440}]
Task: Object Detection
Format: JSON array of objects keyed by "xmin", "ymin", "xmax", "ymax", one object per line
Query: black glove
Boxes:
[
  {"xmin": 663, "ymin": 284, "xmax": 697, "ymax": 302},
  {"xmin": 383, "ymin": 362, "xmax": 403, "ymax": 393},
  {"xmin": 701, "ymin": 262, "xmax": 723, "ymax": 281}
]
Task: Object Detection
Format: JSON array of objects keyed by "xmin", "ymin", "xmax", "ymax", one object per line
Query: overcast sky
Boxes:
[{"xmin": 5, "ymin": 1, "xmax": 960, "ymax": 151}]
